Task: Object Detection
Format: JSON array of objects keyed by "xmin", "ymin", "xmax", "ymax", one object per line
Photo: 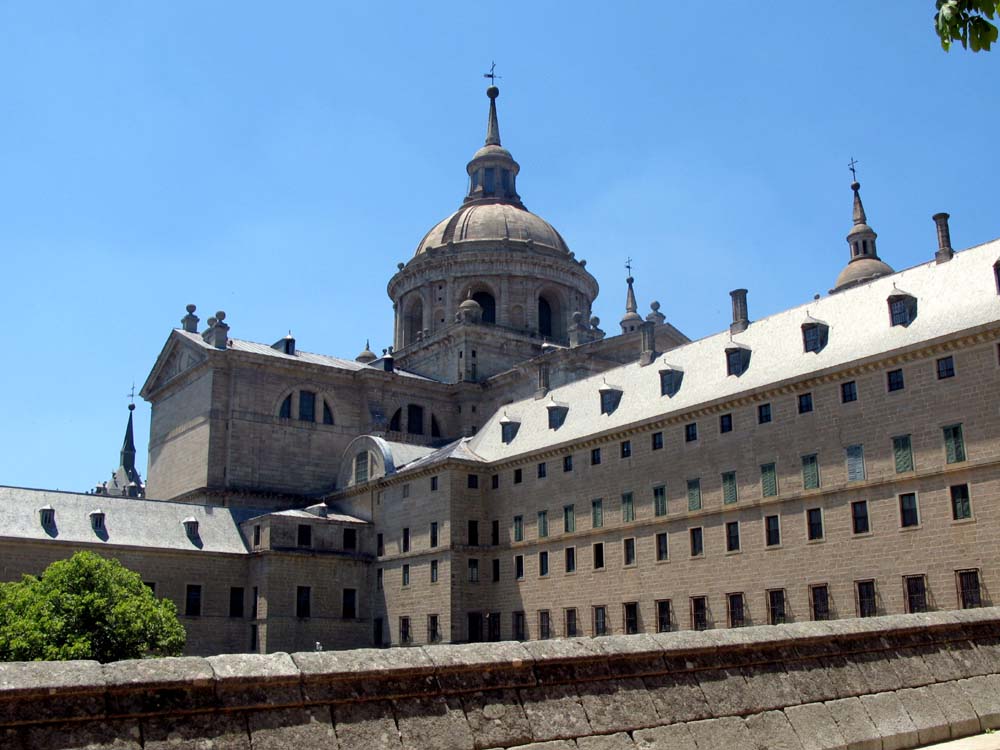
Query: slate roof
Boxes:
[
  {"xmin": 469, "ymin": 239, "xmax": 1000, "ymax": 462},
  {"xmin": 0, "ymin": 486, "xmax": 262, "ymax": 554},
  {"xmin": 393, "ymin": 438, "xmax": 487, "ymax": 474},
  {"xmin": 247, "ymin": 507, "xmax": 369, "ymax": 525}
]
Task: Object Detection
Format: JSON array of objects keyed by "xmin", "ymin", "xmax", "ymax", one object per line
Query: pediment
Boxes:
[{"xmin": 141, "ymin": 333, "xmax": 209, "ymax": 397}]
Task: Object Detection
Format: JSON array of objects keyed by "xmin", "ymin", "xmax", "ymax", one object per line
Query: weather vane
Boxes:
[
  {"xmin": 127, "ymin": 383, "xmax": 135, "ymax": 407},
  {"xmin": 625, "ymin": 257, "xmax": 633, "ymax": 276},
  {"xmin": 848, "ymin": 157, "xmax": 859, "ymax": 182},
  {"xmin": 483, "ymin": 61, "xmax": 501, "ymax": 85}
]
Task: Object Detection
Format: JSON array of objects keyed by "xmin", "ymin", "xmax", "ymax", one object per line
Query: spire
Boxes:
[
  {"xmin": 851, "ymin": 181, "xmax": 868, "ymax": 226},
  {"xmin": 831, "ymin": 175, "xmax": 893, "ymax": 293},
  {"xmin": 485, "ymin": 86, "xmax": 501, "ymax": 146},
  {"xmin": 120, "ymin": 403, "xmax": 137, "ymax": 478},
  {"xmin": 464, "ymin": 85, "xmax": 521, "ymax": 206},
  {"xmin": 620, "ymin": 274, "xmax": 643, "ymax": 334},
  {"xmin": 625, "ymin": 276, "xmax": 638, "ymax": 314}
]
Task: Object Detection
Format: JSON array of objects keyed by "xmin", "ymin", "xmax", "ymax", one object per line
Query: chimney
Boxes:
[
  {"xmin": 382, "ymin": 347, "xmax": 394, "ymax": 373},
  {"xmin": 272, "ymin": 333, "xmax": 295, "ymax": 355},
  {"xmin": 729, "ymin": 289, "xmax": 749, "ymax": 334},
  {"xmin": 181, "ymin": 304, "xmax": 199, "ymax": 333},
  {"xmin": 534, "ymin": 361, "xmax": 550, "ymax": 399},
  {"xmin": 933, "ymin": 213, "xmax": 954, "ymax": 263},
  {"xmin": 639, "ymin": 320, "xmax": 657, "ymax": 366},
  {"xmin": 211, "ymin": 311, "xmax": 229, "ymax": 350}
]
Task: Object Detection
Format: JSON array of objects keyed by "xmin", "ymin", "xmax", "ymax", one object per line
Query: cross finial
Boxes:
[
  {"xmin": 483, "ymin": 61, "xmax": 501, "ymax": 84},
  {"xmin": 848, "ymin": 157, "xmax": 859, "ymax": 182},
  {"xmin": 625, "ymin": 257, "xmax": 633, "ymax": 276},
  {"xmin": 127, "ymin": 383, "xmax": 135, "ymax": 405}
]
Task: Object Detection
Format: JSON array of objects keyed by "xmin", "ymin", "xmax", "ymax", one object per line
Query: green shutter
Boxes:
[
  {"xmin": 893, "ymin": 436, "xmax": 913, "ymax": 473},
  {"xmin": 722, "ymin": 472, "xmax": 737, "ymax": 504},
  {"xmin": 846, "ymin": 445, "xmax": 865, "ymax": 482},
  {"xmin": 761, "ymin": 463, "xmax": 777, "ymax": 497},
  {"xmin": 802, "ymin": 454, "xmax": 820, "ymax": 489},
  {"xmin": 687, "ymin": 479, "xmax": 702, "ymax": 511}
]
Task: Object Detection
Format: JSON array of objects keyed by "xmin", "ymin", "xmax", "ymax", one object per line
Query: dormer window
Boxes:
[
  {"xmin": 599, "ymin": 388, "xmax": 623, "ymax": 415},
  {"xmin": 547, "ymin": 404, "xmax": 568, "ymax": 430},
  {"xmin": 182, "ymin": 517, "xmax": 199, "ymax": 539},
  {"xmin": 89, "ymin": 509, "xmax": 105, "ymax": 532},
  {"xmin": 726, "ymin": 346, "xmax": 751, "ymax": 376},
  {"xmin": 888, "ymin": 293, "xmax": 917, "ymax": 327},
  {"xmin": 802, "ymin": 322, "xmax": 829, "ymax": 354},
  {"xmin": 501, "ymin": 420, "xmax": 520, "ymax": 444},
  {"xmin": 39, "ymin": 506, "xmax": 55, "ymax": 528},
  {"xmin": 659, "ymin": 368, "xmax": 683, "ymax": 397}
]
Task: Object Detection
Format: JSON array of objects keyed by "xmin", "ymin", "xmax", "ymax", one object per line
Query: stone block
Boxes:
[
  {"xmin": 947, "ymin": 639, "xmax": 992, "ymax": 678},
  {"xmin": 925, "ymin": 680, "xmax": 981, "ymax": 738},
  {"xmin": 576, "ymin": 732, "xmax": 637, "ymax": 750},
  {"xmin": 642, "ymin": 671, "xmax": 712, "ymax": 724},
  {"xmin": 633, "ymin": 722, "xmax": 698, "ymax": 750},
  {"xmin": 745, "ymin": 709, "xmax": 805, "ymax": 750},
  {"xmin": 823, "ymin": 697, "xmax": 881, "ymax": 750},
  {"xmin": 957, "ymin": 674, "xmax": 1000, "ymax": 730},
  {"xmin": 523, "ymin": 638, "xmax": 611, "ymax": 683},
  {"xmin": 742, "ymin": 661, "xmax": 802, "ymax": 712},
  {"xmin": 332, "ymin": 699, "xmax": 401, "ymax": 750},
  {"xmin": 426, "ymin": 641, "xmax": 536, "ymax": 692},
  {"xmin": 208, "ymin": 652, "xmax": 302, "ymax": 708},
  {"xmin": 858, "ymin": 692, "xmax": 918, "ymax": 750},
  {"xmin": 852, "ymin": 651, "xmax": 903, "ymax": 694},
  {"xmin": 695, "ymin": 668, "xmax": 756, "ymax": 716},
  {"xmin": 248, "ymin": 707, "xmax": 337, "ymax": 750},
  {"xmin": 915, "ymin": 643, "xmax": 967, "ymax": 682},
  {"xmin": 686, "ymin": 716, "xmax": 755, "ymax": 750},
  {"xmin": 895, "ymin": 686, "xmax": 950, "ymax": 745},
  {"xmin": 784, "ymin": 657, "xmax": 839, "ymax": 704},
  {"xmin": 294, "ymin": 647, "xmax": 436, "ymax": 703},
  {"xmin": 104, "ymin": 657, "xmax": 216, "ymax": 716},
  {"xmin": 506, "ymin": 742, "xmax": 576, "ymax": 750},
  {"xmin": 887, "ymin": 647, "xmax": 935, "ymax": 688},
  {"xmin": 519, "ymin": 684, "xmax": 591, "ymax": 742},
  {"xmin": 142, "ymin": 712, "xmax": 250, "ymax": 750},
  {"xmin": 971, "ymin": 637, "xmax": 1000, "ymax": 673},
  {"xmin": 460, "ymin": 689, "xmax": 533, "ymax": 750},
  {"xmin": 784, "ymin": 702, "xmax": 848, "ymax": 750},
  {"xmin": 820, "ymin": 655, "xmax": 870, "ymax": 699},
  {"xmin": 394, "ymin": 695, "xmax": 475, "ymax": 750},
  {"xmin": 595, "ymin": 634, "xmax": 667, "ymax": 677},
  {"xmin": 0, "ymin": 660, "xmax": 106, "ymax": 726},
  {"xmin": 578, "ymin": 678, "xmax": 658, "ymax": 733},
  {"xmin": 21, "ymin": 720, "xmax": 142, "ymax": 750}
]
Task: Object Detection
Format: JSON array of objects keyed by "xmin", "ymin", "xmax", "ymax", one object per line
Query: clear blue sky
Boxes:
[{"xmin": 1, "ymin": 2, "xmax": 996, "ymax": 492}]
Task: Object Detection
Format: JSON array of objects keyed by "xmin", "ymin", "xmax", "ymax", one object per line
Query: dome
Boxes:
[
  {"xmin": 833, "ymin": 257, "xmax": 894, "ymax": 291},
  {"xmin": 414, "ymin": 202, "xmax": 570, "ymax": 256}
]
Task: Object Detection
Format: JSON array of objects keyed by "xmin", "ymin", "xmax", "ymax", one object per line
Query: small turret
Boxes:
[
  {"xmin": 831, "ymin": 178, "xmax": 894, "ymax": 293},
  {"xmin": 355, "ymin": 340, "xmax": 378, "ymax": 364},
  {"xmin": 620, "ymin": 276, "xmax": 642, "ymax": 334}
]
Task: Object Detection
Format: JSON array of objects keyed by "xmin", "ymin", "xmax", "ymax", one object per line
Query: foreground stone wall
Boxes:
[{"xmin": 2, "ymin": 609, "xmax": 1000, "ymax": 749}]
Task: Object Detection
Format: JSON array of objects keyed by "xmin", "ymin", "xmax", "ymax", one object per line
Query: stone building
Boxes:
[{"xmin": 1, "ymin": 85, "xmax": 998, "ymax": 656}]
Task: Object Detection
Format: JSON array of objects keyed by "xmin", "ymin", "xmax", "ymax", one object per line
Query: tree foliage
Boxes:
[
  {"xmin": 936, "ymin": 1, "xmax": 999, "ymax": 51},
  {"xmin": 0, "ymin": 551, "xmax": 185, "ymax": 663}
]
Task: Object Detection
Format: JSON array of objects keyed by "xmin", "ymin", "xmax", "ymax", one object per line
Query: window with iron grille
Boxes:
[
  {"xmin": 400, "ymin": 617, "xmax": 411, "ymax": 644},
  {"xmin": 807, "ymin": 508, "xmax": 824, "ymax": 541},
  {"xmin": 512, "ymin": 611, "xmax": 526, "ymax": 641},
  {"xmin": 765, "ymin": 515, "xmax": 781, "ymax": 547},
  {"xmin": 958, "ymin": 570, "xmax": 982, "ymax": 609},
  {"xmin": 653, "ymin": 485, "xmax": 667, "ymax": 516},
  {"xmin": 811, "ymin": 584, "xmax": 830, "ymax": 621},
  {"xmin": 428, "ymin": 614, "xmax": 440, "ymax": 643},
  {"xmin": 944, "ymin": 424, "xmax": 966, "ymax": 464},
  {"xmin": 656, "ymin": 532, "xmax": 669, "ymax": 561},
  {"xmin": 761, "ymin": 463, "xmax": 778, "ymax": 497},
  {"xmin": 856, "ymin": 580, "xmax": 877, "ymax": 617},
  {"xmin": 905, "ymin": 575, "xmax": 928, "ymax": 613},
  {"xmin": 690, "ymin": 527, "xmax": 704, "ymax": 557},
  {"xmin": 899, "ymin": 493, "xmax": 919, "ymax": 528},
  {"xmin": 851, "ymin": 500, "xmax": 870, "ymax": 534},
  {"xmin": 691, "ymin": 597, "xmax": 708, "ymax": 631},
  {"xmin": 768, "ymin": 589, "xmax": 786, "ymax": 624},
  {"xmin": 937, "ymin": 356, "xmax": 955, "ymax": 379},
  {"xmin": 725, "ymin": 521, "xmax": 740, "ymax": 552},
  {"xmin": 539, "ymin": 610, "xmax": 551, "ymax": 639},
  {"xmin": 893, "ymin": 435, "xmax": 914, "ymax": 473},
  {"xmin": 951, "ymin": 484, "xmax": 972, "ymax": 520},
  {"xmin": 656, "ymin": 600, "xmax": 672, "ymax": 632},
  {"xmin": 728, "ymin": 593, "xmax": 746, "ymax": 628},
  {"xmin": 593, "ymin": 606, "xmax": 608, "ymax": 636},
  {"xmin": 565, "ymin": 608, "xmax": 578, "ymax": 637},
  {"xmin": 467, "ymin": 560, "xmax": 478, "ymax": 583},
  {"xmin": 623, "ymin": 602, "xmax": 639, "ymax": 634}
]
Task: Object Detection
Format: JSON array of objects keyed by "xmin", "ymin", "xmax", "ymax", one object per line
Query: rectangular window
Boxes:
[
  {"xmin": 252, "ymin": 525, "xmax": 261, "ymax": 547},
  {"xmin": 691, "ymin": 596, "xmax": 708, "ymax": 631},
  {"xmin": 539, "ymin": 610, "xmax": 551, "ymax": 639},
  {"xmin": 563, "ymin": 455, "xmax": 573, "ymax": 472},
  {"xmin": 761, "ymin": 462, "xmax": 777, "ymax": 497},
  {"xmin": 565, "ymin": 608, "xmax": 578, "ymax": 637},
  {"xmin": 400, "ymin": 616, "xmax": 411, "ymax": 644},
  {"xmin": 857, "ymin": 580, "xmax": 877, "ymax": 617},
  {"xmin": 801, "ymin": 454, "xmax": 820, "ymax": 489},
  {"xmin": 899, "ymin": 493, "xmax": 920, "ymax": 527},
  {"xmin": 296, "ymin": 586, "xmax": 311, "ymax": 618},
  {"xmin": 841, "ymin": 380, "xmax": 858, "ymax": 403},
  {"xmin": 725, "ymin": 520, "xmax": 740, "ymax": 552},
  {"xmin": 431, "ymin": 475, "xmax": 438, "ymax": 491},
  {"xmin": 299, "ymin": 391, "xmax": 316, "ymax": 423},
  {"xmin": 565, "ymin": 546, "xmax": 576, "ymax": 573},
  {"xmin": 651, "ymin": 431, "xmax": 663, "ymax": 450},
  {"xmin": 538, "ymin": 510, "xmax": 548, "ymax": 538},
  {"xmin": 402, "ymin": 483, "xmax": 410, "ymax": 499},
  {"xmin": 229, "ymin": 587, "xmax": 244, "ymax": 618},
  {"xmin": 944, "ymin": 424, "xmax": 966, "ymax": 463},
  {"xmin": 722, "ymin": 471, "xmax": 738, "ymax": 505},
  {"xmin": 687, "ymin": 479, "xmax": 702, "ymax": 511},
  {"xmin": 515, "ymin": 555, "xmax": 524, "ymax": 580},
  {"xmin": 492, "ymin": 558, "xmax": 500, "ymax": 582},
  {"xmin": 653, "ymin": 485, "xmax": 667, "ymax": 516},
  {"xmin": 251, "ymin": 587, "xmax": 258, "ymax": 619},
  {"xmin": 684, "ymin": 422, "xmax": 698, "ymax": 442},
  {"xmin": 905, "ymin": 575, "xmax": 928, "ymax": 613},
  {"xmin": 401, "ymin": 527, "xmax": 411, "ymax": 552},
  {"xmin": 513, "ymin": 515, "xmax": 524, "ymax": 542},
  {"xmin": 593, "ymin": 542, "xmax": 605, "ymax": 569},
  {"xmin": 951, "ymin": 484, "xmax": 972, "ymax": 520},
  {"xmin": 890, "ymin": 297, "xmax": 910, "ymax": 326},
  {"xmin": 593, "ymin": 606, "xmax": 608, "ymax": 636},
  {"xmin": 728, "ymin": 593, "xmax": 746, "ymax": 628},
  {"xmin": 621, "ymin": 492, "xmax": 634, "ymax": 522},
  {"xmin": 487, "ymin": 613, "xmax": 501, "ymax": 642},
  {"xmin": 887, "ymin": 368, "xmax": 905, "ymax": 392},
  {"xmin": 937, "ymin": 356, "xmax": 955, "ymax": 379},
  {"xmin": 430, "ymin": 559, "xmax": 439, "ymax": 583},
  {"xmin": 591, "ymin": 447, "xmax": 602, "ymax": 465},
  {"xmin": 185, "ymin": 584, "xmax": 202, "ymax": 617},
  {"xmin": 430, "ymin": 522, "xmax": 438, "ymax": 548},
  {"xmin": 656, "ymin": 600, "xmax": 672, "ymax": 632},
  {"xmin": 768, "ymin": 589, "xmax": 786, "ymax": 624},
  {"xmin": 539, "ymin": 550, "xmax": 549, "ymax": 576},
  {"xmin": 492, "ymin": 520, "xmax": 500, "ymax": 546},
  {"xmin": 690, "ymin": 527, "xmax": 704, "ymax": 557},
  {"xmin": 851, "ymin": 500, "xmax": 870, "ymax": 534},
  {"xmin": 765, "ymin": 515, "xmax": 781, "ymax": 547},
  {"xmin": 491, "ymin": 474, "xmax": 499, "ymax": 490},
  {"xmin": 656, "ymin": 531, "xmax": 669, "ymax": 561},
  {"xmin": 621, "ymin": 440, "xmax": 632, "ymax": 458},
  {"xmin": 623, "ymin": 537, "xmax": 636, "ymax": 566},
  {"xmin": 297, "ymin": 524, "xmax": 312, "ymax": 548},
  {"xmin": 758, "ymin": 403, "xmax": 772, "ymax": 424},
  {"xmin": 591, "ymin": 499, "xmax": 604, "ymax": 528},
  {"xmin": 514, "ymin": 468, "xmax": 523, "ymax": 484},
  {"xmin": 342, "ymin": 588, "xmax": 357, "ymax": 619},
  {"xmin": 798, "ymin": 392, "xmax": 813, "ymax": 414},
  {"xmin": 537, "ymin": 462, "xmax": 547, "ymax": 479},
  {"xmin": 893, "ymin": 435, "xmax": 914, "ymax": 473},
  {"xmin": 467, "ymin": 559, "xmax": 478, "ymax": 583},
  {"xmin": 563, "ymin": 504, "xmax": 575, "ymax": 533},
  {"xmin": 468, "ymin": 474, "xmax": 479, "ymax": 489},
  {"xmin": 377, "ymin": 533, "xmax": 384, "ymax": 556},
  {"xmin": 428, "ymin": 614, "xmax": 440, "ymax": 643},
  {"xmin": 958, "ymin": 570, "xmax": 982, "ymax": 609},
  {"xmin": 846, "ymin": 444, "xmax": 865, "ymax": 481},
  {"xmin": 343, "ymin": 528, "xmax": 357, "ymax": 551},
  {"xmin": 811, "ymin": 584, "xmax": 830, "ymax": 621},
  {"xmin": 720, "ymin": 413, "xmax": 733, "ymax": 433},
  {"xmin": 402, "ymin": 564, "xmax": 410, "ymax": 586},
  {"xmin": 807, "ymin": 508, "xmax": 824, "ymax": 541},
  {"xmin": 467, "ymin": 521, "xmax": 478, "ymax": 546},
  {"xmin": 624, "ymin": 602, "xmax": 639, "ymax": 634},
  {"xmin": 512, "ymin": 611, "xmax": 526, "ymax": 641}
]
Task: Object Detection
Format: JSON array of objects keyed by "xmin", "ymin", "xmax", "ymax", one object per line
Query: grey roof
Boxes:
[
  {"xmin": 248, "ymin": 507, "xmax": 369, "ymax": 525},
  {"xmin": 0, "ymin": 487, "xmax": 261, "ymax": 554},
  {"xmin": 414, "ymin": 202, "xmax": 570, "ymax": 256},
  {"xmin": 394, "ymin": 437, "xmax": 486, "ymax": 474},
  {"xmin": 469, "ymin": 238, "xmax": 1000, "ymax": 461}
]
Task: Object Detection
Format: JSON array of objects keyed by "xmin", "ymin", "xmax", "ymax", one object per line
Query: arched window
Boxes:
[
  {"xmin": 404, "ymin": 298, "xmax": 424, "ymax": 346},
  {"xmin": 354, "ymin": 452, "xmax": 370, "ymax": 484},
  {"xmin": 389, "ymin": 409, "xmax": 402, "ymax": 432},
  {"xmin": 538, "ymin": 297, "xmax": 553, "ymax": 338},
  {"xmin": 277, "ymin": 390, "xmax": 336, "ymax": 424},
  {"xmin": 472, "ymin": 291, "xmax": 496, "ymax": 324},
  {"xmin": 407, "ymin": 404, "xmax": 425, "ymax": 435}
]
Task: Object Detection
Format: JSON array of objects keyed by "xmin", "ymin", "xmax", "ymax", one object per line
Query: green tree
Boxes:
[
  {"xmin": 936, "ymin": 1, "xmax": 999, "ymax": 51},
  {"xmin": 0, "ymin": 551, "xmax": 185, "ymax": 662}
]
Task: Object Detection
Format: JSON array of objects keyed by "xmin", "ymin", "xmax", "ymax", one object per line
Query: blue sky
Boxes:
[{"xmin": 0, "ymin": 2, "xmax": 996, "ymax": 492}]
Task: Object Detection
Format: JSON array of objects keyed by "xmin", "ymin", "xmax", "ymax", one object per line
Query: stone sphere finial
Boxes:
[
  {"xmin": 215, "ymin": 310, "xmax": 226, "ymax": 322},
  {"xmin": 590, "ymin": 315, "xmax": 600, "ymax": 327},
  {"xmin": 397, "ymin": 262, "xmax": 405, "ymax": 270},
  {"xmin": 650, "ymin": 301, "xmax": 661, "ymax": 312},
  {"xmin": 487, "ymin": 85, "xmax": 499, "ymax": 100},
  {"xmin": 186, "ymin": 304, "xmax": 196, "ymax": 314},
  {"xmin": 572, "ymin": 311, "xmax": 582, "ymax": 323}
]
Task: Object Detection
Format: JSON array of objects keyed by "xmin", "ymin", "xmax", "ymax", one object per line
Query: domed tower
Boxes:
[
  {"xmin": 831, "ymin": 180, "xmax": 894, "ymax": 293},
  {"xmin": 387, "ymin": 85, "xmax": 599, "ymax": 383}
]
